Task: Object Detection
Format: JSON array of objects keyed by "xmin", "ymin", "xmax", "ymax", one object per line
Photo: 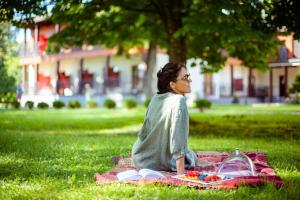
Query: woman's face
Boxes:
[{"xmin": 170, "ymin": 67, "xmax": 192, "ymax": 95}]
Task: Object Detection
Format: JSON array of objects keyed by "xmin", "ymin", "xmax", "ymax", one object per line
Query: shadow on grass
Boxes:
[{"xmin": 189, "ymin": 114, "xmax": 300, "ymax": 140}]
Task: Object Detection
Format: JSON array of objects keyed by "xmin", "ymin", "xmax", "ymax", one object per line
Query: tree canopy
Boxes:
[
  {"xmin": 0, "ymin": 0, "xmax": 49, "ymax": 27},
  {"xmin": 266, "ymin": 0, "xmax": 300, "ymax": 39},
  {"xmin": 48, "ymin": 0, "xmax": 285, "ymax": 72},
  {"xmin": 1, "ymin": 0, "xmax": 299, "ymax": 72}
]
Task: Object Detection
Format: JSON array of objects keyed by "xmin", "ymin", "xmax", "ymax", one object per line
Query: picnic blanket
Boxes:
[{"xmin": 94, "ymin": 151, "xmax": 283, "ymax": 189}]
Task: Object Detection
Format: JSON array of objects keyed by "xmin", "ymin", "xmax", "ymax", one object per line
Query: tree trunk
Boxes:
[
  {"xmin": 143, "ymin": 41, "xmax": 157, "ymax": 97},
  {"xmin": 168, "ymin": 34, "xmax": 186, "ymax": 63},
  {"xmin": 159, "ymin": 0, "xmax": 187, "ymax": 63}
]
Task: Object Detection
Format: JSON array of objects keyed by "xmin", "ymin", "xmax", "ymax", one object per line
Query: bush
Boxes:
[
  {"xmin": 53, "ymin": 100, "xmax": 65, "ymax": 109},
  {"xmin": 87, "ymin": 99, "xmax": 98, "ymax": 108},
  {"xmin": 194, "ymin": 99, "xmax": 212, "ymax": 112},
  {"xmin": 0, "ymin": 94, "xmax": 8, "ymax": 108},
  {"xmin": 289, "ymin": 74, "xmax": 300, "ymax": 93},
  {"xmin": 104, "ymin": 99, "xmax": 116, "ymax": 109},
  {"xmin": 0, "ymin": 94, "xmax": 3, "ymax": 103},
  {"xmin": 232, "ymin": 95, "xmax": 240, "ymax": 104},
  {"xmin": 11, "ymin": 100, "xmax": 20, "ymax": 109},
  {"xmin": 25, "ymin": 101, "xmax": 34, "ymax": 109},
  {"xmin": 4, "ymin": 92, "xmax": 16, "ymax": 103},
  {"xmin": 288, "ymin": 74, "xmax": 300, "ymax": 104},
  {"xmin": 0, "ymin": 92, "xmax": 16, "ymax": 108},
  {"xmin": 37, "ymin": 102, "xmax": 49, "ymax": 109},
  {"xmin": 124, "ymin": 98, "xmax": 137, "ymax": 109},
  {"xmin": 144, "ymin": 97, "xmax": 152, "ymax": 108},
  {"xmin": 68, "ymin": 100, "xmax": 81, "ymax": 109}
]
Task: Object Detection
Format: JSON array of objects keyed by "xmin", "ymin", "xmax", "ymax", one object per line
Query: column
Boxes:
[
  {"xmin": 284, "ymin": 66, "xmax": 288, "ymax": 97},
  {"xmin": 230, "ymin": 64, "xmax": 234, "ymax": 96},
  {"xmin": 79, "ymin": 58, "xmax": 84, "ymax": 94},
  {"xmin": 22, "ymin": 65, "xmax": 27, "ymax": 94},
  {"xmin": 213, "ymin": 73, "xmax": 220, "ymax": 99},
  {"xmin": 24, "ymin": 28, "xmax": 27, "ymax": 56},
  {"xmin": 56, "ymin": 61, "xmax": 60, "ymax": 94},
  {"xmin": 34, "ymin": 24, "xmax": 39, "ymax": 50},
  {"xmin": 28, "ymin": 64, "xmax": 34, "ymax": 94},
  {"xmin": 248, "ymin": 68, "xmax": 253, "ymax": 97},
  {"xmin": 269, "ymin": 68, "xmax": 273, "ymax": 102},
  {"xmin": 103, "ymin": 55, "xmax": 110, "ymax": 94},
  {"xmin": 36, "ymin": 64, "xmax": 39, "ymax": 95}
]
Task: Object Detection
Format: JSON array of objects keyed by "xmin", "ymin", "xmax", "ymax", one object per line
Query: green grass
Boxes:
[{"xmin": 0, "ymin": 105, "xmax": 299, "ymax": 199}]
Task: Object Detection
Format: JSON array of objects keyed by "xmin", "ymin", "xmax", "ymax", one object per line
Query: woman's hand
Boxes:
[{"xmin": 176, "ymin": 156, "xmax": 185, "ymax": 174}]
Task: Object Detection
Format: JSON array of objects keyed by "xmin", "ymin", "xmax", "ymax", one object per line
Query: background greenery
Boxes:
[
  {"xmin": 0, "ymin": 22, "xmax": 20, "ymax": 92},
  {"xmin": 0, "ymin": 105, "xmax": 299, "ymax": 199}
]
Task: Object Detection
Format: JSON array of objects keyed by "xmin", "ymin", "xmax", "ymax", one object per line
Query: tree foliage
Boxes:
[
  {"xmin": 183, "ymin": 0, "xmax": 278, "ymax": 71},
  {"xmin": 48, "ymin": 0, "xmax": 282, "ymax": 72},
  {"xmin": 266, "ymin": 0, "xmax": 300, "ymax": 39},
  {"xmin": 1, "ymin": 0, "xmax": 299, "ymax": 72},
  {"xmin": 289, "ymin": 74, "xmax": 300, "ymax": 94},
  {"xmin": 0, "ymin": 0, "xmax": 48, "ymax": 27},
  {"xmin": 49, "ymin": 1, "xmax": 165, "ymax": 54},
  {"xmin": 0, "ymin": 22, "xmax": 20, "ymax": 92}
]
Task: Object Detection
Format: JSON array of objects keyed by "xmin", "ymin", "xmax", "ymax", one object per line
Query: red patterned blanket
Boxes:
[{"xmin": 94, "ymin": 151, "xmax": 283, "ymax": 189}]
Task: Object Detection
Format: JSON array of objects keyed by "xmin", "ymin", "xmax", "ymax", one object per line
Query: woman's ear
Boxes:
[{"xmin": 170, "ymin": 81, "xmax": 176, "ymax": 89}]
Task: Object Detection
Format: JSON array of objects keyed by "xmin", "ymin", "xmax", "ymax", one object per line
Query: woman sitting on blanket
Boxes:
[{"xmin": 132, "ymin": 62, "xmax": 198, "ymax": 174}]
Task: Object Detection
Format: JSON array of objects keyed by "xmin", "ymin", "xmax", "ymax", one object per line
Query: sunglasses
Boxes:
[{"xmin": 177, "ymin": 73, "xmax": 191, "ymax": 81}]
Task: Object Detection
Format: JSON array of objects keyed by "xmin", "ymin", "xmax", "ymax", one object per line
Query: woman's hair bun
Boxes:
[
  {"xmin": 157, "ymin": 68, "xmax": 163, "ymax": 78},
  {"xmin": 156, "ymin": 62, "xmax": 185, "ymax": 94}
]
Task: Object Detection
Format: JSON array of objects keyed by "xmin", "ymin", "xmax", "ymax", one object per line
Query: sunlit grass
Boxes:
[{"xmin": 0, "ymin": 105, "xmax": 299, "ymax": 199}]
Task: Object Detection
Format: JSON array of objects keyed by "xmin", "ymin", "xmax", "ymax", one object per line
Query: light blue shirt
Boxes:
[{"xmin": 132, "ymin": 92, "xmax": 198, "ymax": 171}]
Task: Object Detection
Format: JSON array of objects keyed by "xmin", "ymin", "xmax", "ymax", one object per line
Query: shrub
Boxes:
[
  {"xmin": 232, "ymin": 95, "xmax": 239, "ymax": 104},
  {"xmin": 124, "ymin": 98, "xmax": 137, "ymax": 109},
  {"xmin": 11, "ymin": 100, "xmax": 20, "ymax": 109},
  {"xmin": 87, "ymin": 99, "xmax": 98, "ymax": 108},
  {"xmin": 0, "ymin": 92, "xmax": 16, "ymax": 108},
  {"xmin": 288, "ymin": 74, "xmax": 300, "ymax": 104},
  {"xmin": 194, "ymin": 99, "xmax": 212, "ymax": 112},
  {"xmin": 37, "ymin": 102, "xmax": 49, "ymax": 109},
  {"xmin": 144, "ymin": 97, "xmax": 152, "ymax": 108},
  {"xmin": 104, "ymin": 99, "xmax": 116, "ymax": 109},
  {"xmin": 4, "ymin": 92, "xmax": 16, "ymax": 103},
  {"xmin": 289, "ymin": 74, "xmax": 300, "ymax": 93},
  {"xmin": 0, "ymin": 94, "xmax": 3, "ymax": 103},
  {"xmin": 53, "ymin": 100, "xmax": 65, "ymax": 109},
  {"xmin": 25, "ymin": 101, "xmax": 34, "ymax": 109},
  {"xmin": 68, "ymin": 100, "xmax": 81, "ymax": 109}
]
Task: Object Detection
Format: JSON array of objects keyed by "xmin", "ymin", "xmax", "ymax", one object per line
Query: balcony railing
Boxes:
[{"xmin": 19, "ymin": 43, "xmax": 42, "ymax": 58}]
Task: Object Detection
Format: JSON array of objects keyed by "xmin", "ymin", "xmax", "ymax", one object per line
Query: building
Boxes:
[
  {"xmin": 19, "ymin": 17, "xmax": 157, "ymax": 107},
  {"xmin": 188, "ymin": 34, "xmax": 300, "ymax": 104},
  {"xmin": 18, "ymin": 17, "xmax": 300, "ymax": 106}
]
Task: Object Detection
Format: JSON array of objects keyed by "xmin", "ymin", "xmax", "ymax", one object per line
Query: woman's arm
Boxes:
[{"xmin": 176, "ymin": 156, "xmax": 185, "ymax": 174}]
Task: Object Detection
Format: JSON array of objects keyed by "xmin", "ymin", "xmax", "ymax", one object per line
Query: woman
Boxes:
[{"xmin": 132, "ymin": 62, "xmax": 198, "ymax": 174}]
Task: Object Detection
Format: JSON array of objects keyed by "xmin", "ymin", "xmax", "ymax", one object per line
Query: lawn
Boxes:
[{"xmin": 0, "ymin": 105, "xmax": 299, "ymax": 199}]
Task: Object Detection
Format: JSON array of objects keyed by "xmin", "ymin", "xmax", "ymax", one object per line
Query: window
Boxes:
[
  {"xmin": 234, "ymin": 78, "xmax": 243, "ymax": 91},
  {"xmin": 204, "ymin": 73, "xmax": 213, "ymax": 96},
  {"xmin": 107, "ymin": 66, "xmax": 120, "ymax": 87}
]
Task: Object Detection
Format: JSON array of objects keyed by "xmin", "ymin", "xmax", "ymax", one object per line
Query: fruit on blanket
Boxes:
[
  {"xmin": 186, "ymin": 170, "xmax": 199, "ymax": 177},
  {"xmin": 204, "ymin": 175, "xmax": 222, "ymax": 182},
  {"xmin": 182, "ymin": 175, "xmax": 198, "ymax": 180}
]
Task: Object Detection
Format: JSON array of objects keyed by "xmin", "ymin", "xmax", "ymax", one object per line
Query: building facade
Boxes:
[
  {"xmin": 19, "ymin": 17, "xmax": 151, "ymax": 106},
  {"xmin": 19, "ymin": 17, "xmax": 300, "ymax": 106},
  {"xmin": 187, "ymin": 34, "xmax": 300, "ymax": 104}
]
